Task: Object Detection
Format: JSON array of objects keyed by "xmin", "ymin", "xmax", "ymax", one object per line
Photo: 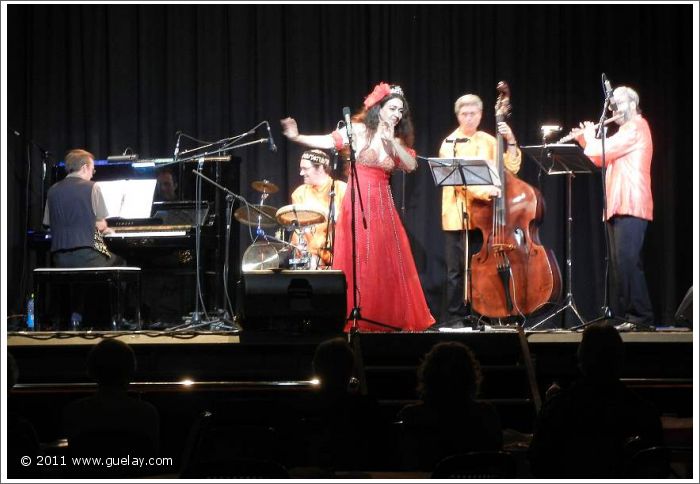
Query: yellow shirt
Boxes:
[
  {"xmin": 290, "ymin": 177, "xmax": 347, "ymax": 258},
  {"xmin": 438, "ymin": 129, "xmax": 521, "ymax": 230}
]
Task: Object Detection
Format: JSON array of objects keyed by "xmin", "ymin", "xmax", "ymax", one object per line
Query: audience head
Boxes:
[
  {"xmin": 577, "ymin": 323, "xmax": 625, "ymax": 380},
  {"xmin": 417, "ymin": 341, "xmax": 482, "ymax": 406},
  {"xmin": 87, "ymin": 339, "xmax": 137, "ymax": 388},
  {"xmin": 312, "ymin": 337, "xmax": 355, "ymax": 393}
]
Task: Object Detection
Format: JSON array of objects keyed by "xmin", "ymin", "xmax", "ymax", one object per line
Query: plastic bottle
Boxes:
[
  {"xmin": 70, "ymin": 312, "xmax": 82, "ymax": 331},
  {"xmin": 26, "ymin": 293, "xmax": 35, "ymax": 331}
]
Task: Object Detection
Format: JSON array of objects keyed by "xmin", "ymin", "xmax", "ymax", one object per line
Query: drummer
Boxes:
[{"xmin": 290, "ymin": 149, "xmax": 347, "ymax": 268}]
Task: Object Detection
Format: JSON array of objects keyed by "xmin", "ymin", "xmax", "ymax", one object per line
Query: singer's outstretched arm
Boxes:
[{"xmin": 280, "ymin": 117, "xmax": 335, "ymax": 149}]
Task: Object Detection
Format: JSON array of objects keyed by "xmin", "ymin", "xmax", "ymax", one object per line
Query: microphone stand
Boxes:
[
  {"xmin": 170, "ymin": 169, "xmax": 246, "ymax": 332},
  {"xmin": 24, "ymin": 138, "xmax": 54, "ymax": 226},
  {"xmin": 169, "ymin": 129, "xmax": 268, "ymax": 332},
  {"xmin": 322, "ymin": 178, "xmax": 337, "ymax": 267},
  {"xmin": 571, "ymin": 86, "xmax": 630, "ymax": 330}
]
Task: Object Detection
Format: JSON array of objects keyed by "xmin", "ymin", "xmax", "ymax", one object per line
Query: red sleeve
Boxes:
[{"xmin": 394, "ymin": 146, "xmax": 417, "ymax": 169}]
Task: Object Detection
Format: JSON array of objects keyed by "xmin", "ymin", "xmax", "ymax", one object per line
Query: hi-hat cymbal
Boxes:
[
  {"xmin": 251, "ymin": 179, "xmax": 279, "ymax": 194},
  {"xmin": 234, "ymin": 205, "xmax": 279, "ymax": 228}
]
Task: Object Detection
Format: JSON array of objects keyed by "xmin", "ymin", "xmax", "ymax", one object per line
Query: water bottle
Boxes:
[
  {"xmin": 26, "ymin": 293, "xmax": 35, "ymax": 331},
  {"xmin": 70, "ymin": 312, "xmax": 82, "ymax": 331}
]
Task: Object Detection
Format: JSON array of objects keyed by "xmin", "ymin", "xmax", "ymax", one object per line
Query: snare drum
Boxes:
[{"xmin": 275, "ymin": 204, "xmax": 327, "ymax": 228}]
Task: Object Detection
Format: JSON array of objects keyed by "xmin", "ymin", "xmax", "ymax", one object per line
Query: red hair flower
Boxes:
[{"xmin": 363, "ymin": 82, "xmax": 392, "ymax": 109}]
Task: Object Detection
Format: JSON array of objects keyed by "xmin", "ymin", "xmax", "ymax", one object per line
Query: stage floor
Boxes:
[{"xmin": 7, "ymin": 325, "xmax": 693, "ymax": 347}]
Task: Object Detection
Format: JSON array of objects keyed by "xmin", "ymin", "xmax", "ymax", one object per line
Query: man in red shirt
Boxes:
[{"xmin": 576, "ymin": 86, "xmax": 654, "ymax": 327}]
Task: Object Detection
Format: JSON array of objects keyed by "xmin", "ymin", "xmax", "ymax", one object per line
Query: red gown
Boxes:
[{"xmin": 332, "ymin": 149, "xmax": 435, "ymax": 332}]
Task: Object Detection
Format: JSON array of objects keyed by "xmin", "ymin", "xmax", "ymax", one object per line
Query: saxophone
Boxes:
[{"xmin": 94, "ymin": 229, "xmax": 112, "ymax": 258}]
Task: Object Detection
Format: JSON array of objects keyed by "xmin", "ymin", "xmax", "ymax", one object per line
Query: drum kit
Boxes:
[{"xmin": 238, "ymin": 179, "xmax": 327, "ymax": 272}]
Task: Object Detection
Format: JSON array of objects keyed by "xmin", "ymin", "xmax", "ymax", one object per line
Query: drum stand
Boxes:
[{"xmin": 288, "ymin": 221, "xmax": 311, "ymax": 270}]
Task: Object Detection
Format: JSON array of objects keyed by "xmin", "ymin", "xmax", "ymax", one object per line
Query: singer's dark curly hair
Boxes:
[{"xmin": 354, "ymin": 93, "xmax": 415, "ymax": 148}]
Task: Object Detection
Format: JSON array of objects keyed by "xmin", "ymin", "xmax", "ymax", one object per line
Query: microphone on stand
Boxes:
[
  {"xmin": 265, "ymin": 122, "xmax": 278, "ymax": 152},
  {"xmin": 342, "ymin": 107, "xmax": 353, "ymax": 141},
  {"xmin": 173, "ymin": 131, "xmax": 182, "ymax": 160},
  {"xmin": 602, "ymin": 73, "xmax": 617, "ymax": 112},
  {"xmin": 331, "ymin": 148, "xmax": 338, "ymax": 171},
  {"xmin": 447, "ymin": 137, "xmax": 470, "ymax": 157}
]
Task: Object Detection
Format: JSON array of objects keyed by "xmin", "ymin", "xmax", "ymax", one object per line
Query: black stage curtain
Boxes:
[{"xmin": 6, "ymin": 4, "xmax": 693, "ymax": 325}]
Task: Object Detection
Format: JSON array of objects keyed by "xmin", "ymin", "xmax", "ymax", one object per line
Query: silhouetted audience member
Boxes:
[
  {"xmin": 528, "ymin": 323, "xmax": 663, "ymax": 478},
  {"xmin": 291, "ymin": 337, "xmax": 381, "ymax": 471},
  {"xmin": 62, "ymin": 339, "xmax": 160, "ymax": 465},
  {"xmin": 7, "ymin": 353, "xmax": 41, "ymax": 478},
  {"xmin": 397, "ymin": 341, "xmax": 503, "ymax": 471}
]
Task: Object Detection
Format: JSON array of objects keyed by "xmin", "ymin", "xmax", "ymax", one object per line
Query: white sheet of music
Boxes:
[{"xmin": 96, "ymin": 179, "xmax": 157, "ymax": 219}]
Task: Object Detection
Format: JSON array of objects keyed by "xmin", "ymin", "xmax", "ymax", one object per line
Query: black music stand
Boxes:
[
  {"xmin": 426, "ymin": 157, "xmax": 496, "ymax": 188},
  {"xmin": 520, "ymin": 144, "xmax": 596, "ymax": 329},
  {"xmin": 424, "ymin": 157, "xmax": 494, "ymax": 327}
]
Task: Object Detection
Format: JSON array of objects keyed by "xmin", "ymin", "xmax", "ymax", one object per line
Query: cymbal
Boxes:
[
  {"xmin": 234, "ymin": 205, "xmax": 279, "ymax": 228},
  {"xmin": 242, "ymin": 242, "xmax": 281, "ymax": 272},
  {"xmin": 276, "ymin": 204, "xmax": 327, "ymax": 227},
  {"xmin": 251, "ymin": 179, "xmax": 279, "ymax": 194}
]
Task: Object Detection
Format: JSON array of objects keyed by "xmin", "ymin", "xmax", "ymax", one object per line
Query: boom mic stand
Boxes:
[
  {"xmin": 170, "ymin": 127, "xmax": 270, "ymax": 332},
  {"xmin": 170, "ymin": 169, "xmax": 250, "ymax": 332}
]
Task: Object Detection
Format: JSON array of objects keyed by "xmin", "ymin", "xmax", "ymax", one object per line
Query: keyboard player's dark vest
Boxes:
[{"xmin": 47, "ymin": 177, "xmax": 96, "ymax": 252}]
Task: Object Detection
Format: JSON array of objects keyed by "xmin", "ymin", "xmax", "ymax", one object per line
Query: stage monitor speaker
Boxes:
[
  {"xmin": 237, "ymin": 270, "xmax": 347, "ymax": 333},
  {"xmin": 674, "ymin": 286, "xmax": 692, "ymax": 326}
]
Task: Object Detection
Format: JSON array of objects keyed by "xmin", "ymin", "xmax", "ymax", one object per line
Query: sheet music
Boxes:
[
  {"xmin": 427, "ymin": 157, "xmax": 499, "ymax": 187},
  {"xmin": 96, "ymin": 179, "xmax": 157, "ymax": 219}
]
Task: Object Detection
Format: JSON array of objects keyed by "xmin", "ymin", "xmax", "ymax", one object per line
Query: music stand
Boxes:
[
  {"xmin": 426, "ymin": 157, "xmax": 496, "ymax": 188},
  {"xmin": 423, "ymin": 157, "xmax": 494, "ymax": 325},
  {"xmin": 520, "ymin": 144, "xmax": 597, "ymax": 329}
]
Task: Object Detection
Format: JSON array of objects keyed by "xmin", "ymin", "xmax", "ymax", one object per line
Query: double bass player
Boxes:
[{"xmin": 437, "ymin": 93, "xmax": 522, "ymax": 328}]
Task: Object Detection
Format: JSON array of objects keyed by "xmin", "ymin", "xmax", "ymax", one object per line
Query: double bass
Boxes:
[{"xmin": 469, "ymin": 81, "xmax": 562, "ymax": 319}]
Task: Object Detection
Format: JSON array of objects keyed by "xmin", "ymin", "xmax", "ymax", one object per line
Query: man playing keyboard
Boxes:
[{"xmin": 43, "ymin": 149, "xmax": 125, "ymax": 268}]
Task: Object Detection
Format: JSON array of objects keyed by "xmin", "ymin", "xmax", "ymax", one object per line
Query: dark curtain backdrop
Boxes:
[{"xmin": 6, "ymin": 4, "xmax": 694, "ymax": 326}]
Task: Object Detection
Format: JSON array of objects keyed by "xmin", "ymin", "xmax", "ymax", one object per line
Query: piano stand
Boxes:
[{"xmin": 33, "ymin": 267, "xmax": 142, "ymax": 331}]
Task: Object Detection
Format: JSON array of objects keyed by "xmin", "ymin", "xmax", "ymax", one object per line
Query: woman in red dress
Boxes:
[{"xmin": 280, "ymin": 82, "xmax": 435, "ymax": 332}]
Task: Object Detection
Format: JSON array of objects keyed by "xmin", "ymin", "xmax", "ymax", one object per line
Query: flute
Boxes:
[{"xmin": 557, "ymin": 113, "xmax": 625, "ymax": 143}]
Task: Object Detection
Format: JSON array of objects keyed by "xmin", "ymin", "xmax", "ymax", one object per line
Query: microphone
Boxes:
[
  {"xmin": 331, "ymin": 148, "xmax": 338, "ymax": 171},
  {"xmin": 173, "ymin": 131, "xmax": 182, "ymax": 160},
  {"xmin": 602, "ymin": 73, "xmax": 617, "ymax": 111},
  {"xmin": 265, "ymin": 122, "xmax": 277, "ymax": 152},
  {"xmin": 342, "ymin": 107, "xmax": 353, "ymax": 140},
  {"xmin": 107, "ymin": 154, "xmax": 138, "ymax": 162}
]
